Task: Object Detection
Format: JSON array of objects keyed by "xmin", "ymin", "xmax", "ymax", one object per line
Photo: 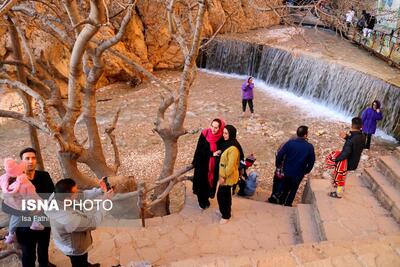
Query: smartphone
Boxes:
[{"xmin": 103, "ymin": 176, "xmax": 112, "ymax": 191}]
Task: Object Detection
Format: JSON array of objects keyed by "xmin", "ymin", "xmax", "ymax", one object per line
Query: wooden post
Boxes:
[
  {"xmin": 371, "ymin": 31, "xmax": 376, "ymax": 50},
  {"xmin": 379, "ymin": 33, "xmax": 385, "ymax": 54},
  {"xmin": 388, "ymin": 35, "xmax": 395, "ymax": 59},
  {"xmin": 137, "ymin": 182, "xmax": 146, "ymax": 228}
]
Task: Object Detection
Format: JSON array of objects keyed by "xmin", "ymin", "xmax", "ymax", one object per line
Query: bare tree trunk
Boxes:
[
  {"xmin": 151, "ymin": 136, "xmax": 178, "ymax": 215},
  {"xmin": 27, "ymin": 103, "xmax": 44, "ymax": 170},
  {"xmin": 57, "ymin": 151, "xmax": 97, "ymax": 188},
  {"xmin": 7, "ymin": 16, "xmax": 44, "ymax": 170}
]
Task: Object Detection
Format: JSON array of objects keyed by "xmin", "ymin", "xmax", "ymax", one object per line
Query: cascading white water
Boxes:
[{"xmin": 198, "ymin": 39, "xmax": 400, "ymax": 140}]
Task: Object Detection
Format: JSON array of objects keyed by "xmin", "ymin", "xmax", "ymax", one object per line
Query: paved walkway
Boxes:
[
  {"xmin": 49, "ymin": 182, "xmax": 296, "ymax": 266},
  {"xmin": 168, "ymin": 234, "xmax": 400, "ymax": 267}
]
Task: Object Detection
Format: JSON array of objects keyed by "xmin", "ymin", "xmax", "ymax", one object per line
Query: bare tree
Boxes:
[
  {"xmin": 0, "ymin": 0, "xmax": 136, "ymax": 187},
  {"xmin": 0, "ymin": 0, "xmax": 228, "ymax": 216},
  {"xmin": 5, "ymin": 14, "xmax": 45, "ymax": 170}
]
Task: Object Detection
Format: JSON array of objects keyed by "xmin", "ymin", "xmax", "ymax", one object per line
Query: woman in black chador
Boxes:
[{"xmin": 192, "ymin": 118, "xmax": 225, "ymax": 209}]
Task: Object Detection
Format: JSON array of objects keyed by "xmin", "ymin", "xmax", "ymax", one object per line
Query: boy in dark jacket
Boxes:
[{"xmin": 330, "ymin": 117, "xmax": 365, "ymax": 198}]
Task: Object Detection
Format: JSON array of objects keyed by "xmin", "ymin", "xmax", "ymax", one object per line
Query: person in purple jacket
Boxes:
[
  {"xmin": 361, "ymin": 100, "xmax": 383, "ymax": 149},
  {"xmin": 241, "ymin": 77, "xmax": 255, "ymax": 117}
]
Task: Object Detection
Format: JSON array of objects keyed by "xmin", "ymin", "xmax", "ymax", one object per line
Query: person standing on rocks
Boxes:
[
  {"xmin": 329, "ymin": 117, "xmax": 366, "ymax": 198},
  {"xmin": 361, "ymin": 100, "xmax": 383, "ymax": 149},
  {"xmin": 217, "ymin": 125, "xmax": 244, "ymax": 224},
  {"xmin": 275, "ymin": 126, "xmax": 315, "ymax": 207},
  {"xmin": 241, "ymin": 77, "xmax": 255, "ymax": 117},
  {"xmin": 192, "ymin": 118, "xmax": 225, "ymax": 210}
]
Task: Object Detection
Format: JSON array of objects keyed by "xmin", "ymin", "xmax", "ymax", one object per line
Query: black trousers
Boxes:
[
  {"xmin": 268, "ymin": 175, "xmax": 285, "ymax": 203},
  {"xmin": 242, "ymin": 99, "xmax": 254, "ymax": 113},
  {"xmin": 68, "ymin": 253, "xmax": 89, "ymax": 267},
  {"xmin": 16, "ymin": 227, "xmax": 51, "ymax": 267},
  {"xmin": 217, "ymin": 185, "xmax": 232, "ymax": 219},
  {"xmin": 278, "ymin": 176, "xmax": 302, "ymax": 207},
  {"xmin": 197, "ymin": 191, "xmax": 211, "ymax": 209},
  {"xmin": 365, "ymin": 133, "xmax": 372, "ymax": 149}
]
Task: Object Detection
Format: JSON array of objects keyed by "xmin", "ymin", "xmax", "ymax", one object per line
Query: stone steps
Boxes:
[
  {"xmin": 377, "ymin": 155, "xmax": 400, "ymax": 191},
  {"xmin": 308, "ymin": 176, "xmax": 399, "ymax": 241},
  {"xmin": 49, "ymin": 181, "xmax": 297, "ymax": 267},
  {"xmin": 294, "ymin": 204, "xmax": 322, "ymax": 244},
  {"xmin": 165, "ymin": 234, "xmax": 400, "ymax": 267},
  {"xmin": 362, "ymin": 167, "xmax": 400, "ymax": 223}
]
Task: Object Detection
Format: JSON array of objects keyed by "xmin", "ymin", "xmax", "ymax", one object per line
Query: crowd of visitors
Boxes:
[
  {"xmin": 192, "ymin": 77, "xmax": 382, "ymax": 223},
  {"xmin": 345, "ymin": 6, "xmax": 377, "ymax": 37},
  {"xmin": 0, "ymin": 75, "xmax": 384, "ymax": 265}
]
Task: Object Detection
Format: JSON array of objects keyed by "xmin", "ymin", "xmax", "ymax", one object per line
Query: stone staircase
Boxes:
[
  {"xmin": 362, "ymin": 147, "xmax": 400, "ymax": 223},
  {"xmin": 3, "ymin": 148, "xmax": 400, "ymax": 267},
  {"xmin": 294, "ymin": 147, "xmax": 400, "ymax": 244},
  {"xmin": 167, "ymin": 234, "xmax": 400, "ymax": 267},
  {"xmin": 166, "ymin": 147, "xmax": 400, "ymax": 266},
  {"xmin": 47, "ymin": 181, "xmax": 298, "ymax": 267}
]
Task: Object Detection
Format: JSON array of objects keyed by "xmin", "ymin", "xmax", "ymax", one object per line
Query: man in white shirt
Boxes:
[{"xmin": 345, "ymin": 7, "xmax": 355, "ymax": 30}]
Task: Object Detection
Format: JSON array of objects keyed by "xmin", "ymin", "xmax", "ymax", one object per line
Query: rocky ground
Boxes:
[{"xmin": 0, "ymin": 70, "xmax": 397, "ymax": 212}]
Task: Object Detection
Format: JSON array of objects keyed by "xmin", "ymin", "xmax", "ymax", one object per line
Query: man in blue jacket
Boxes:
[{"xmin": 276, "ymin": 126, "xmax": 315, "ymax": 206}]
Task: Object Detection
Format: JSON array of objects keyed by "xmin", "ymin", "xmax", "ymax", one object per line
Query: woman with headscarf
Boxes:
[
  {"xmin": 192, "ymin": 118, "xmax": 225, "ymax": 209},
  {"xmin": 361, "ymin": 100, "xmax": 383, "ymax": 149},
  {"xmin": 241, "ymin": 77, "xmax": 255, "ymax": 117},
  {"xmin": 217, "ymin": 125, "xmax": 244, "ymax": 224}
]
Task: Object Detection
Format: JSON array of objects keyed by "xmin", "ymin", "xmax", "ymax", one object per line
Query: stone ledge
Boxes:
[
  {"xmin": 163, "ymin": 234, "xmax": 400, "ymax": 267},
  {"xmin": 377, "ymin": 156, "xmax": 400, "ymax": 190},
  {"xmin": 295, "ymin": 204, "xmax": 322, "ymax": 244},
  {"xmin": 362, "ymin": 168, "xmax": 400, "ymax": 224}
]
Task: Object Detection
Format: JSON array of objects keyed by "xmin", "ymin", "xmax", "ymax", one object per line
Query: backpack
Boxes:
[{"xmin": 244, "ymin": 171, "xmax": 258, "ymax": 196}]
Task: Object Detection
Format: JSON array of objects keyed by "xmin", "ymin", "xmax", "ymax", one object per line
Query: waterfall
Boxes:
[{"xmin": 198, "ymin": 39, "xmax": 400, "ymax": 140}]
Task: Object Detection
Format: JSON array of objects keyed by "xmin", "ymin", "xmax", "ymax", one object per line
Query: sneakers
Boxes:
[
  {"xmin": 30, "ymin": 221, "xmax": 45, "ymax": 231},
  {"xmin": 219, "ymin": 218, "xmax": 229, "ymax": 225},
  {"xmin": 4, "ymin": 232, "xmax": 16, "ymax": 244},
  {"xmin": 329, "ymin": 192, "xmax": 342, "ymax": 198}
]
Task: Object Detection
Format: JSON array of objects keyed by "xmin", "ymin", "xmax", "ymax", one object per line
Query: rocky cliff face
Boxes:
[{"xmin": 0, "ymin": 0, "xmax": 281, "ymax": 90}]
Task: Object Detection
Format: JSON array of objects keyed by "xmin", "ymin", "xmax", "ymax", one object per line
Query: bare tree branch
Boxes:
[
  {"xmin": 172, "ymin": 0, "xmax": 206, "ymax": 132},
  {"xmin": 105, "ymin": 107, "xmax": 122, "ymax": 173},
  {"xmin": 0, "ymin": 109, "xmax": 50, "ymax": 133},
  {"xmin": 0, "ymin": 0, "xmax": 18, "ymax": 17},
  {"xmin": 12, "ymin": 5, "xmax": 74, "ymax": 50},
  {"xmin": 0, "ymin": 78, "xmax": 46, "ymax": 104},
  {"xmin": 8, "ymin": 15, "xmax": 37, "ymax": 74},
  {"xmin": 104, "ymin": 47, "xmax": 173, "ymax": 94},
  {"xmin": 62, "ymin": 0, "xmax": 84, "ymax": 36},
  {"xmin": 200, "ymin": 10, "xmax": 236, "ymax": 50},
  {"xmin": 167, "ymin": 0, "xmax": 189, "ymax": 56},
  {"xmin": 154, "ymin": 94, "xmax": 175, "ymax": 133},
  {"xmin": 62, "ymin": 0, "xmax": 105, "ymax": 134},
  {"xmin": 96, "ymin": 0, "xmax": 136, "ymax": 57},
  {"xmin": 0, "ymin": 60, "xmax": 32, "ymax": 71}
]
